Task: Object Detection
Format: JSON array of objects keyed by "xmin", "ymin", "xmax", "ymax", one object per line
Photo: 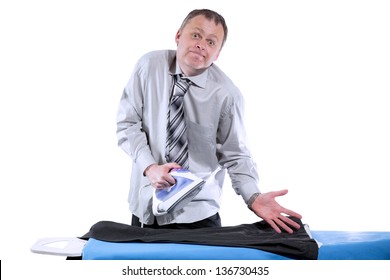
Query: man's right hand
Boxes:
[{"xmin": 144, "ymin": 162, "xmax": 181, "ymax": 189}]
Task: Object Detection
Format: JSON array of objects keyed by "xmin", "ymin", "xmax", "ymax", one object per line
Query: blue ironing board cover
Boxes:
[
  {"xmin": 82, "ymin": 230, "xmax": 390, "ymax": 260},
  {"xmin": 312, "ymin": 230, "xmax": 390, "ymax": 260}
]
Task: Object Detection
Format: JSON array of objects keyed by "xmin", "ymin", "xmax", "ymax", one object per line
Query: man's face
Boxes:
[{"xmin": 175, "ymin": 15, "xmax": 224, "ymax": 77}]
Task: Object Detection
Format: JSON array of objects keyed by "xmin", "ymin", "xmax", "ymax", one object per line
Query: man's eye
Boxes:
[
  {"xmin": 192, "ymin": 33, "xmax": 200, "ymax": 39},
  {"xmin": 207, "ymin": 40, "xmax": 215, "ymax": 46}
]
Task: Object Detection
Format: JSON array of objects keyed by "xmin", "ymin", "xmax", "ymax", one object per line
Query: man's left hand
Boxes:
[{"xmin": 250, "ymin": 189, "xmax": 302, "ymax": 234}]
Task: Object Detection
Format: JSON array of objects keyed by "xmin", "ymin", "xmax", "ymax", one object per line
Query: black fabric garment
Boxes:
[
  {"xmin": 80, "ymin": 216, "xmax": 318, "ymax": 260},
  {"xmin": 131, "ymin": 213, "xmax": 222, "ymax": 229}
]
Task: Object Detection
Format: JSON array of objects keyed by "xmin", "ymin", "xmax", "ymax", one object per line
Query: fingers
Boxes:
[
  {"xmin": 154, "ymin": 182, "xmax": 170, "ymax": 190},
  {"xmin": 153, "ymin": 173, "xmax": 176, "ymax": 189},
  {"xmin": 159, "ymin": 163, "xmax": 182, "ymax": 187},
  {"xmin": 267, "ymin": 215, "xmax": 301, "ymax": 234},
  {"xmin": 166, "ymin": 162, "xmax": 181, "ymax": 171},
  {"xmin": 266, "ymin": 219, "xmax": 282, "ymax": 234},
  {"xmin": 284, "ymin": 208, "xmax": 303, "ymax": 220},
  {"xmin": 274, "ymin": 218, "xmax": 294, "ymax": 234},
  {"xmin": 146, "ymin": 163, "xmax": 180, "ymax": 189},
  {"xmin": 267, "ymin": 189, "xmax": 302, "ymax": 233},
  {"xmin": 280, "ymin": 215, "xmax": 301, "ymax": 230}
]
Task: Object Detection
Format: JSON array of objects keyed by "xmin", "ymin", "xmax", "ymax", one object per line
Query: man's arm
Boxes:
[
  {"xmin": 116, "ymin": 68, "xmax": 156, "ymax": 174},
  {"xmin": 217, "ymin": 91, "xmax": 302, "ymax": 233}
]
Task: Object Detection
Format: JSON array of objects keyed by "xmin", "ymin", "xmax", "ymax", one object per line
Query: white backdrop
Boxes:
[{"xmin": 1, "ymin": 0, "xmax": 389, "ymax": 279}]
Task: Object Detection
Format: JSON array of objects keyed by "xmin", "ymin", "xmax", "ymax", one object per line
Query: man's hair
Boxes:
[{"xmin": 180, "ymin": 9, "xmax": 228, "ymax": 47}]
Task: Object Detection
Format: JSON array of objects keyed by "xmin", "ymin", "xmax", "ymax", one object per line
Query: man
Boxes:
[{"xmin": 116, "ymin": 9, "xmax": 302, "ymax": 233}]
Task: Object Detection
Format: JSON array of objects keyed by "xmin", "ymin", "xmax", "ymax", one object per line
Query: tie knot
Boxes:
[
  {"xmin": 174, "ymin": 75, "xmax": 192, "ymax": 97},
  {"xmin": 177, "ymin": 74, "xmax": 192, "ymax": 85}
]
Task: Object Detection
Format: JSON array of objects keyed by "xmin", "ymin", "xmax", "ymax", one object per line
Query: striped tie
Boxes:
[{"xmin": 166, "ymin": 74, "xmax": 192, "ymax": 169}]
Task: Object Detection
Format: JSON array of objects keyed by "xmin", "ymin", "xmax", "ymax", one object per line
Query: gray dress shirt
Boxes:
[{"xmin": 117, "ymin": 50, "xmax": 260, "ymax": 225}]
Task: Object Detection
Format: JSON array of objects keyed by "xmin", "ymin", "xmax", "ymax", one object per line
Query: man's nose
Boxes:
[{"xmin": 196, "ymin": 41, "xmax": 206, "ymax": 50}]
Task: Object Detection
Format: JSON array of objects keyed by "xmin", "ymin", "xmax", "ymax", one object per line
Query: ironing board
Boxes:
[{"xmin": 31, "ymin": 230, "xmax": 390, "ymax": 260}]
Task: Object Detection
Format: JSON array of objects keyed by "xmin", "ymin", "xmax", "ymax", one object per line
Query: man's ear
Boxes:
[{"xmin": 175, "ymin": 29, "xmax": 181, "ymax": 45}]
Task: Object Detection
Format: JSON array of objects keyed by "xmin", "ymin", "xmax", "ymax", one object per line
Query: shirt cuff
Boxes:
[
  {"xmin": 247, "ymin": 192, "xmax": 260, "ymax": 210},
  {"xmin": 238, "ymin": 182, "xmax": 261, "ymax": 204}
]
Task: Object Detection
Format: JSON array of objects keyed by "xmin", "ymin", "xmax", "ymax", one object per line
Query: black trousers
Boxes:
[
  {"xmin": 131, "ymin": 213, "xmax": 221, "ymax": 229},
  {"xmin": 80, "ymin": 216, "xmax": 318, "ymax": 260}
]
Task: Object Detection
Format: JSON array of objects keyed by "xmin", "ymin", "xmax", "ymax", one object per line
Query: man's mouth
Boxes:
[{"xmin": 189, "ymin": 50, "xmax": 204, "ymax": 58}]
